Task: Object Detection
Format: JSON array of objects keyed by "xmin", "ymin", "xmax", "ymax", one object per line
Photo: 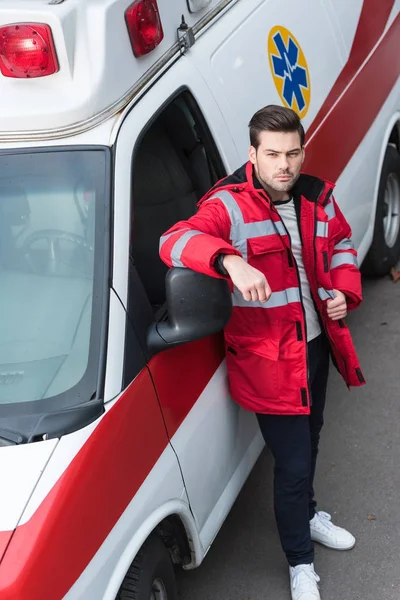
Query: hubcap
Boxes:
[
  {"xmin": 383, "ymin": 172, "xmax": 400, "ymax": 248},
  {"xmin": 150, "ymin": 578, "xmax": 168, "ymax": 600}
]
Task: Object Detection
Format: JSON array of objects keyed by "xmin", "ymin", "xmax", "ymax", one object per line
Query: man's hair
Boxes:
[{"xmin": 249, "ymin": 105, "xmax": 305, "ymax": 149}]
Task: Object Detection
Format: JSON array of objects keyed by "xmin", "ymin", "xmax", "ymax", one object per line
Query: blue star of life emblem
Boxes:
[{"xmin": 271, "ymin": 32, "xmax": 308, "ymax": 112}]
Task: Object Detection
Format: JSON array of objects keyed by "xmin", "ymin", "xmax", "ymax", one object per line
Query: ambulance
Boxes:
[{"xmin": 0, "ymin": 0, "xmax": 399, "ymax": 598}]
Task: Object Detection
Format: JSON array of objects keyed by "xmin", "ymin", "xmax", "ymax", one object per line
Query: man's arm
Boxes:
[
  {"xmin": 159, "ymin": 199, "xmax": 241, "ymax": 279},
  {"xmin": 159, "ymin": 198, "xmax": 271, "ymax": 302},
  {"xmin": 329, "ymin": 197, "xmax": 362, "ymax": 311},
  {"xmin": 222, "ymin": 255, "xmax": 271, "ymax": 302}
]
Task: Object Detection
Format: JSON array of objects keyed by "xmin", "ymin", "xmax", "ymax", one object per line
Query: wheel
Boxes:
[
  {"xmin": 117, "ymin": 535, "xmax": 178, "ymax": 600},
  {"xmin": 363, "ymin": 145, "xmax": 400, "ymax": 276}
]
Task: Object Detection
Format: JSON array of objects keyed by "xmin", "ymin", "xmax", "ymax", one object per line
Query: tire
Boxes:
[
  {"xmin": 363, "ymin": 144, "xmax": 400, "ymax": 276},
  {"xmin": 117, "ymin": 535, "xmax": 178, "ymax": 600}
]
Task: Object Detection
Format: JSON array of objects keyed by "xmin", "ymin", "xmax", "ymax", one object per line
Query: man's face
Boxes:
[{"xmin": 249, "ymin": 130, "xmax": 305, "ymax": 195}]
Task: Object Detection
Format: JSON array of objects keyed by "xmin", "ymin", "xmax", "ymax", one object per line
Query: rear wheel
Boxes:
[
  {"xmin": 363, "ymin": 145, "xmax": 400, "ymax": 276},
  {"xmin": 117, "ymin": 535, "xmax": 177, "ymax": 600}
]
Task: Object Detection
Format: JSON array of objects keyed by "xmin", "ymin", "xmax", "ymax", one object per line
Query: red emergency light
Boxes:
[
  {"xmin": 125, "ymin": 0, "xmax": 164, "ymax": 57},
  {"xmin": 0, "ymin": 23, "xmax": 59, "ymax": 78}
]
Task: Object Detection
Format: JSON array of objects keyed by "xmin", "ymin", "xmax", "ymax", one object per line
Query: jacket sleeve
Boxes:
[
  {"xmin": 329, "ymin": 197, "xmax": 362, "ymax": 310},
  {"xmin": 159, "ymin": 198, "xmax": 241, "ymax": 278}
]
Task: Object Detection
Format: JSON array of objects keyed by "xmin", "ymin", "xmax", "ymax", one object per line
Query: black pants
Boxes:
[{"xmin": 256, "ymin": 334, "xmax": 330, "ymax": 567}]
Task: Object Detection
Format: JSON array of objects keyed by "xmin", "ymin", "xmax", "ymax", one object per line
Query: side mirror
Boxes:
[{"xmin": 147, "ymin": 268, "xmax": 232, "ymax": 356}]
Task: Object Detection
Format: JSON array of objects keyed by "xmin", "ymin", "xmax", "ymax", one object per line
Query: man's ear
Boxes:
[
  {"xmin": 301, "ymin": 148, "xmax": 306, "ymax": 166},
  {"xmin": 249, "ymin": 146, "xmax": 257, "ymax": 164}
]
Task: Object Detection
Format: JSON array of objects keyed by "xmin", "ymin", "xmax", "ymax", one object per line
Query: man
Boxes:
[{"xmin": 159, "ymin": 105, "xmax": 364, "ymax": 600}]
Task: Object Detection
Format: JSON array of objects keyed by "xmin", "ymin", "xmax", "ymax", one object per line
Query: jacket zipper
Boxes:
[{"xmin": 271, "ymin": 204, "xmax": 312, "ymax": 408}]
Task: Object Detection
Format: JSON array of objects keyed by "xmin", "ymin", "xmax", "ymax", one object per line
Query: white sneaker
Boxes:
[
  {"xmin": 310, "ymin": 511, "xmax": 356, "ymax": 550},
  {"xmin": 289, "ymin": 563, "xmax": 321, "ymax": 600}
]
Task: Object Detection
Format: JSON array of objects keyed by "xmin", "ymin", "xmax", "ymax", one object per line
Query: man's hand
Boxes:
[
  {"xmin": 223, "ymin": 255, "xmax": 271, "ymax": 302},
  {"xmin": 327, "ymin": 289, "xmax": 347, "ymax": 320}
]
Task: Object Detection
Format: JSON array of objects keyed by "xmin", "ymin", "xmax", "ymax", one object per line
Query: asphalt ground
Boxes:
[{"xmin": 177, "ymin": 275, "xmax": 400, "ymax": 600}]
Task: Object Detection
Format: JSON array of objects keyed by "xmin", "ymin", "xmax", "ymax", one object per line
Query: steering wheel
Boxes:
[{"xmin": 21, "ymin": 229, "xmax": 93, "ymax": 275}]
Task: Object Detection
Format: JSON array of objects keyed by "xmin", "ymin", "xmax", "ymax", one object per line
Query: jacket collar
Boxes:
[
  {"xmin": 245, "ymin": 161, "xmax": 335, "ymax": 205},
  {"xmin": 200, "ymin": 161, "xmax": 335, "ymax": 206}
]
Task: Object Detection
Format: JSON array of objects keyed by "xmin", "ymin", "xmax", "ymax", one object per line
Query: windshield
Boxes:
[{"xmin": 0, "ymin": 148, "xmax": 109, "ymax": 415}]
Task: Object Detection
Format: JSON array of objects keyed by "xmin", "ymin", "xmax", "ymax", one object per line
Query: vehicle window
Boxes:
[
  {"xmin": 130, "ymin": 91, "xmax": 225, "ymax": 311},
  {"xmin": 0, "ymin": 149, "xmax": 108, "ymax": 408}
]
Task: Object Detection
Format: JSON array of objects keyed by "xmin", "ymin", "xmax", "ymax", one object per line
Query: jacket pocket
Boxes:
[
  {"xmin": 225, "ymin": 334, "xmax": 279, "ymax": 360},
  {"xmin": 248, "ymin": 235, "xmax": 284, "ymax": 257},
  {"xmin": 247, "ymin": 236, "xmax": 286, "ymax": 288},
  {"xmin": 225, "ymin": 334, "xmax": 279, "ymax": 402}
]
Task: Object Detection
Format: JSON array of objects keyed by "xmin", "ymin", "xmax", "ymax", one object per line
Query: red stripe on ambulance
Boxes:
[
  {"xmin": 0, "ymin": 532, "xmax": 13, "ymax": 565},
  {"xmin": 304, "ymin": 11, "xmax": 400, "ymax": 181},
  {"xmin": 0, "ymin": 369, "xmax": 169, "ymax": 599},
  {"xmin": 306, "ymin": 0, "xmax": 396, "ymax": 140},
  {"xmin": 148, "ymin": 335, "xmax": 225, "ymax": 438}
]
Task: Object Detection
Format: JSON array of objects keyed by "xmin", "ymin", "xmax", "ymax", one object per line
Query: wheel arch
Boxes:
[{"xmin": 102, "ymin": 501, "xmax": 203, "ymax": 600}]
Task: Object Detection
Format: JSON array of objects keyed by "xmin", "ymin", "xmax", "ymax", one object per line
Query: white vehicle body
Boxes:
[{"xmin": 0, "ymin": 0, "xmax": 398, "ymax": 598}]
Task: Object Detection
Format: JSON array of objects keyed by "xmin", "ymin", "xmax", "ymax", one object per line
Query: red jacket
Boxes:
[{"xmin": 159, "ymin": 162, "xmax": 365, "ymax": 415}]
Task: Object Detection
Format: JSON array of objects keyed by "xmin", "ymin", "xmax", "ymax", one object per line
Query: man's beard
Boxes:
[{"xmin": 258, "ymin": 170, "xmax": 300, "ymax": 193}]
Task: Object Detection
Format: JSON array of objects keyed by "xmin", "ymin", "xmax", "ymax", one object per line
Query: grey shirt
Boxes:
[{"xmin": 275, "ymin": 198, "xmax": 321, "ymax": 342}]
